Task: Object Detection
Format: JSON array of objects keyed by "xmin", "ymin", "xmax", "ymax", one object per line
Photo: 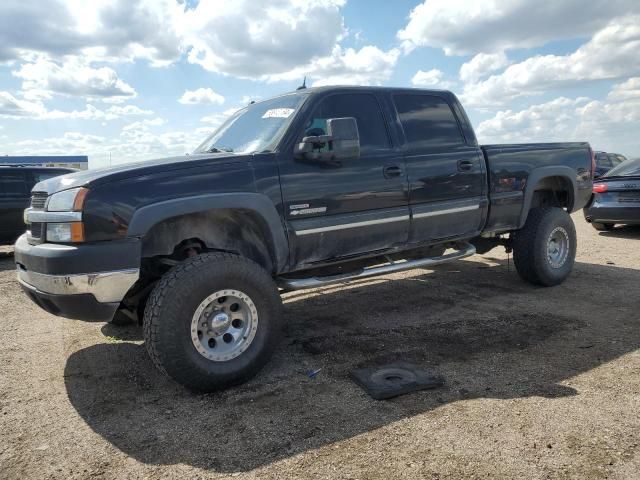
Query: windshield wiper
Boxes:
[{"xmin": 205, "ymin": 146, "xmax": 234, "ymax": 153}]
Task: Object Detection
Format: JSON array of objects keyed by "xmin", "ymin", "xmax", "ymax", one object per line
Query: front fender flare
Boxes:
[{"xmin": 128, "ymin": 193, "xmax": 288, "ymax": 272}]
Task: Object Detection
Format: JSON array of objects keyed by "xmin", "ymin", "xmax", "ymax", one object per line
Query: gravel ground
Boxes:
[{"xmin": 1, "ymin": 214, "xmax": 639, "ymax": 479}]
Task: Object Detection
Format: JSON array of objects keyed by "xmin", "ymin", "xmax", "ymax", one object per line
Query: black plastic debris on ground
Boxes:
[{"xmin": 350, "ymin": 362, "xmax": 445, "ymax": 400}]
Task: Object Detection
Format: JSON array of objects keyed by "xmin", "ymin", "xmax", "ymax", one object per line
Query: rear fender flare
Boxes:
[{"xmin": 519, "ymin": 166, "xmax": 578, "ymax": 228}]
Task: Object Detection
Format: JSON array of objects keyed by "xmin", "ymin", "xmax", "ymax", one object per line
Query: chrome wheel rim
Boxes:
[
  {"xmin": 546, "ymin": 227, "xmax": 569, "ymax": 268},
  {"xmin": 190, "ymin": 289, "xmax": 258, "ymax": 362}
]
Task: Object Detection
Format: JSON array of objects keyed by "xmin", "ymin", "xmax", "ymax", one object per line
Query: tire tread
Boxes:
[
  {"xmin": 512, "ymin": 207, "xmax": 576, "ymax": 287},
  {"xmin": 143, "ymin": 252, "xmax": 282, "ymax": 391}
]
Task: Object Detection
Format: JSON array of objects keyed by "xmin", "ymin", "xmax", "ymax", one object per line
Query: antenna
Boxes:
[{"xmin": 296, "ymin": 76, "xmax": 307, "ymax": 90}]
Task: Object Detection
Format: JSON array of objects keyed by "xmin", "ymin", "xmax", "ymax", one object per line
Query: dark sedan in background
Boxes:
[
  {"xmin": 584, "ymin": 158, "xmax": 640, "ymax": 231},
  {"xmin": 0, "ymin": 166, "xmax": 75, "ymax": 244},
  {"xmin": 594, "ymin": 151, "xmax": 627, "ymax": 178}
]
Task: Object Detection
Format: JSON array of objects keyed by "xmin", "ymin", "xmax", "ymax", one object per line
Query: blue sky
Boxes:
[{"xmin": 1, "ymin": 0, "xmax": 639, "ymax": 168}]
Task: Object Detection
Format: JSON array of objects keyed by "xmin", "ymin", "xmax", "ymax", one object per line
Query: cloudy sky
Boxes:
[{"xmin": 1, "ymin": 0, "xmax": 639, "ymax": 168}]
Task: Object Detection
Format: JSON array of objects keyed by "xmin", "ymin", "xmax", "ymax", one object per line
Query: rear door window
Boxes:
[
  {"xmin": 0, "ymin": 171, "xmax": 29, "ymax": 197},
  {"xmin": 393, "ymin": 95, "xmax": 465, "ymax": 150}
]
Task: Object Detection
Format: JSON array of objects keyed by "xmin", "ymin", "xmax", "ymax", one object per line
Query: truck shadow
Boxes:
[
  {"xmin": 0, "ymin": 251, "xmax": 15, "ymax": 271},
  {"xmin": 598, "ymin": 224, "xmax": 640, "ymax": 239},
  {"xmin": 64, "ymin": 257, "xmax": 640, "ymax": 473}
]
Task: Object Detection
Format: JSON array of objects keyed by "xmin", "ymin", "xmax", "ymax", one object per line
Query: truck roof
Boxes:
[{"xmin": 265, "ymin": 85, "xmax": 456, "ymax": 103}]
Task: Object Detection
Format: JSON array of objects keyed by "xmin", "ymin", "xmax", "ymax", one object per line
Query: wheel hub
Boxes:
[
  {"xmin": 546, "ymin": 226, "xmax": 569, "ymax": 269},
  {"xmin": 190, "ymin": 289, "xmax": 259, "ymax": 362},
  {"xmin": 209, "ymin": 312, "xmax": 230, "ymax": 334}
]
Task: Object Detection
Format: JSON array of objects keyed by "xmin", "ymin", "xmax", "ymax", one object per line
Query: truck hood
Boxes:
[{"xmin": 33, "ymin": 153, "xmax": 246, "ymax": 194}]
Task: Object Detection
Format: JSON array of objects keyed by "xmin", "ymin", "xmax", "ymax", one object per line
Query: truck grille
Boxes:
[
  {"xmin": 29, "ymin": 222, "xmax": 44, "ymax": 239},
  {"xmin": 30, "ymin": 192, "xmax": 48, "ymax": 210}
]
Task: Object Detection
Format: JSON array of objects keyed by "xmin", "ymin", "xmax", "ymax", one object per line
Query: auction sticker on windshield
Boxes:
[{"xmin": 262, "ymin": 108, "xmax": 295, "ymax": 119}]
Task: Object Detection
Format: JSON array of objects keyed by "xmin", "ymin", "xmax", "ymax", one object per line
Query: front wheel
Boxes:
[
  {"xmin": 512, "ymin": 207, "xmax": 577, "ymax": 287},
  {"xmin": 143, "ymin": 252, "xmax": 283, "ymax": 392}
]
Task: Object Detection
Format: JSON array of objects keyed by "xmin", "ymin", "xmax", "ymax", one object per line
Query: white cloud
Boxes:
[
  {"xmin": 9, "ymin": 132, "xmax": 107, "ymax": 156},
  {"xmin": 122, "ymin": 117, "xmax": 166, "ymax": 131},
  {"xmin": 182, "ymin": 0, "xmax": 346, "ymax": 77},
  {"xmin": 461, "ymin": 17, "xmax": 640, "ymax": 107},
  {"xmin": 411, "ymin": 69, "xmax": 455, "ymax": 89},
  {"xmin": 3, "ymin": 124, "xmax": 205, "ymax": 167},
  {"xmin": 0, "ymin": 0, "xmax": 394, "ymax": 86},
  {"xmin": 0, "ymin": 92, "xmax": 153, "ymax": 121},
  {"xmin": 459, "ymin": 52, "xmax": 509, "ymax": 83},
  {"xmin": 0, "ymin": 0, "xmax": 184, "ymax": 65},
  {"xmin": 178, "ymin": 88, "xmax": 225, "ymax": 106},
  {"xmin": 0, "ymin": 91, "xmax": 46, "ymax": 117},
  {"xmin": 265, "ymin": 45, "xmax": 400, "ymax": 86},
  {"xmin": 105, "ymin": 105, "xmax": 153, "ymax": 116},
  {"xmin": 13, "ymin": 56, "xmax": 136, "ymax": 102},
  {"xmin": 475, "ymin": 97, "xmax": 589, "ymax": 143},
  {"xmin": 607, "ymin": 77, "xmax": 640, "ymax": 100},
  {"xmin": 475, "ymin": 78, "xmax": 640, "ymax": 156},
  {"xmin": 397, "ymin": 0, "xmax": 640, "ymax": 55}
]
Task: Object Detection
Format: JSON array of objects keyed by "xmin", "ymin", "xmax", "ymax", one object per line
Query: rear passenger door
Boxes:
[
  {"xmin": 392, "ymin": 94, "xmax": 486, "ymax": 244},
  {"xmin": 0, "ymin": 170, "xmax": 31, "ymax": 242}
]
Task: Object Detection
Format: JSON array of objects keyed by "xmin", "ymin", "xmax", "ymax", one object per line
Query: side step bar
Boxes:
[{"xmin": 277, "ymin": 242, "xmax": 476, "ymax": 291}]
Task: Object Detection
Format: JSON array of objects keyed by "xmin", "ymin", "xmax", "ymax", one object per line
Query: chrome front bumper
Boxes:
[{"xmin": 17, "ymin": 267, "xmax": 139, "ymax": 303}]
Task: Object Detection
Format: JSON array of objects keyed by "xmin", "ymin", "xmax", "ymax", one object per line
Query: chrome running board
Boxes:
[{"xmin": 277, "ymin": 242, "xmax": 476, "ymax": 291}]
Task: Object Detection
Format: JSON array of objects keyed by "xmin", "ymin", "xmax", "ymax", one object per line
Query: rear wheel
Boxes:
[
  {"xmin": 143, "ymin": 252, "xmax": 283, "ymax": 392},
  {"xmin": 591, "ymin": 222, "xmax": 615, "ymax": 231},
  {"xmin": 512, "ymin": 207, "xmax": 576, "ymax": 287}
]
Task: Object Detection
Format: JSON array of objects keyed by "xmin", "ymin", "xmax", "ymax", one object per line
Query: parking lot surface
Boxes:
[{"xmin": 1, "ymin": 215, "xmax": 639, "ymax": 479}]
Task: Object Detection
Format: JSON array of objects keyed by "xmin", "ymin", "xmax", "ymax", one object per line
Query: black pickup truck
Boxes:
[
  {"xmin": 0, "ymin": 166, "xmax": 75, "ymax": 244},
  {"xmin": 15, "ymin": 86, "xmax": 594, "ymax": 391}
]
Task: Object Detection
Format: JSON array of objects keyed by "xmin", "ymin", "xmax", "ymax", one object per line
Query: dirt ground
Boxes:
[{"xmin": 1, "ymin": 214, "xmax": 639, "ymax": 479}]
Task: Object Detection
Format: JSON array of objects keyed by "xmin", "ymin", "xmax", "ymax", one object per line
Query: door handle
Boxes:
[
  {"xmin": 383, "ymin": 165, "xmax": 403, "ymax": 178},
  {"xmin": 458, "ymin": 160, "xmax": 474, "ymax": 171}
]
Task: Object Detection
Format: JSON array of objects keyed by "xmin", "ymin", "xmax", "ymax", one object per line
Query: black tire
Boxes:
[
  {"xmin": 592, "ymin": 222, "xmax": 615, "ymax": 231},
  {"xmin": 109, "ymin": 310, "xmax": 136, "ymax": 326},
  {"xmin": 143, "ymin": 252, "xmax": 283, "ymax": 392},
  {"xmin": 512, "ymin": 207, "xmax": 576, "ymax": 287}
]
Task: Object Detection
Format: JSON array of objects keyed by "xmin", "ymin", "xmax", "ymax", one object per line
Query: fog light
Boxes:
[{"xmin": 46, "ymin": 222, "xmax": 85, "ymax": 243}]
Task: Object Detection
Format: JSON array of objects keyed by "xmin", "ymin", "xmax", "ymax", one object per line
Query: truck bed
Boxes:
[{"xmin": 481, "ymin": 142, "xmax": 593, "ymax": 233}]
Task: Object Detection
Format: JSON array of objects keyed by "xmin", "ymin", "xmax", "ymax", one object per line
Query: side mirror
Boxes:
[{"xmin": 294, "ymin": 117, "xmax": 360, "ymax": 163}]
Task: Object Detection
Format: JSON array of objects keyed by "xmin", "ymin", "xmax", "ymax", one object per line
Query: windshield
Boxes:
[
  {"xmin": 194, "ymin": 93, "xmax": 306, "ymax": 155},
  {"xmin": 604, "ymin": 158, "xmax": 640, "ymax": 177}
]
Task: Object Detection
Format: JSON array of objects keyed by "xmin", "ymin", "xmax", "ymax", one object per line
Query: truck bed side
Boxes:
[{"xmin": 481, "ymin": 142, "xmax": 593, "ymax": 233}]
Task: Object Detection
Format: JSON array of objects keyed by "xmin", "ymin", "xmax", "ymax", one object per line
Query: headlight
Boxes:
[
  {"xmin": 47, "ymin": 187, "xmax": 88, "ymax": 212},
  {"xmin": 46, "ymin": 223, "xmax": 85, "ymax": 243}
]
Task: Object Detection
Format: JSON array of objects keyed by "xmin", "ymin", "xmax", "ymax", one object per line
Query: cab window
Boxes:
[
  {"xmin": 0, "ymin": 171, "xmax": 29, "ymax": 197},
  {"xmin": 303, "ymin": 93, "xmax": 390, "ymax": 151},
  {"xmin": 394, "ymin": 95, "xmax": 465, "ymax": 150},
  {"xmin": 596, "ymin": 154, "xmax": 612, "ymax": 168}
]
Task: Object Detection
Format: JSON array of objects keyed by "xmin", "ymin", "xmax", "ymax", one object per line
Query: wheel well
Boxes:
[
  {"xmin": 140, "ymin": 209, "xmax": 276, "ymax": 273},
  {"xmin": 119, "ymin": 210, "xmax": 278, "ymax": 325},
  {"xmin": 530, "ymin": 176, "xmax": 574, "ymax": 211}
]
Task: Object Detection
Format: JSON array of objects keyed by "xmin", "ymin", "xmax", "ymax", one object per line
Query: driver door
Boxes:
[{"xmin": 277, "ymin": 92, "xmax": 409, "ymax": 268}]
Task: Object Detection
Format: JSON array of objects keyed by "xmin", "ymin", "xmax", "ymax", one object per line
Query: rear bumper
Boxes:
[
  {"xmin": 584, "ymin": 204, "xmax": 640, "ymax": 224},
  {"xmin": 14, "ymin": 234, "xmax": 140, "ymax": 321}
]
